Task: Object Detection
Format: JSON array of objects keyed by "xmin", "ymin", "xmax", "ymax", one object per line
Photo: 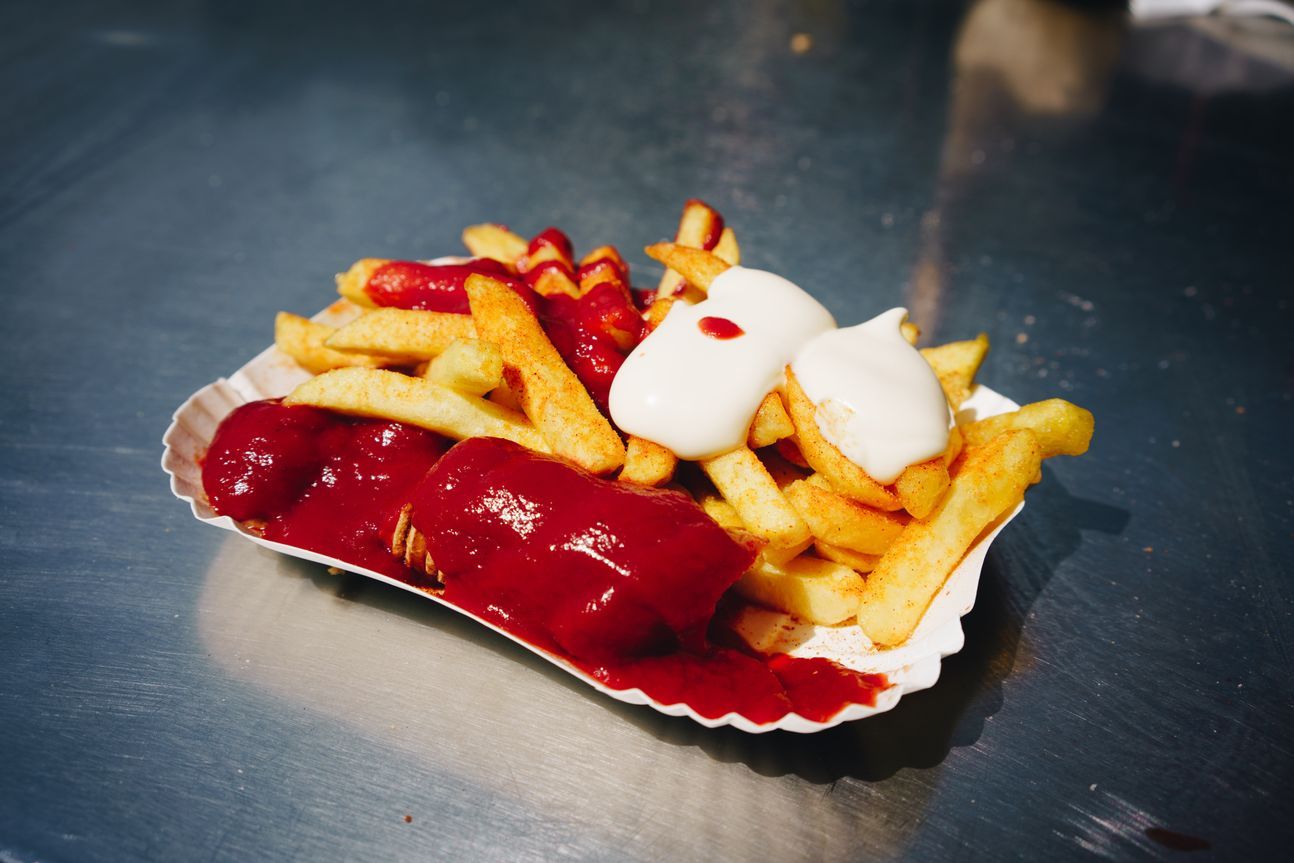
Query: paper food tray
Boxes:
[{"xmin": 162, "ymin": 300, "xmax": 1021, "ymax": 734}]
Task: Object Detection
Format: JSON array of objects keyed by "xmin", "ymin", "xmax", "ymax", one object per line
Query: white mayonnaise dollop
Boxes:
[
  {"xmin": 608, "ymin": 267, "xmax": 835, "ymax": 459},
  {"xmin": 791, "ymin": 308, "xmax": 950, "ymax": 483}
]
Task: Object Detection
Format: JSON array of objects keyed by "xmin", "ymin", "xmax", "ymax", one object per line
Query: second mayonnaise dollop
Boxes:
[
  {"xmin": 608, "ymin": 267, "xmax": 836, "ymax": 459},
  {"xmin": 791, "ymin": 308, "xmax": 951, "ymax": 484}
]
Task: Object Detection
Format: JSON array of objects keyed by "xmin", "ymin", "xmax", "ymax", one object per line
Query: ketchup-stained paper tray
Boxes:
[{"xmin": 162, "ymin": 300, "xmax": 1021, "ymax": 734}]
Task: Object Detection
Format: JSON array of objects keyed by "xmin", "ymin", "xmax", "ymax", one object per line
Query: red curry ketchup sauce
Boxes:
[
  {"xmin": 540, "ymin": 285, "xmax": 644, "ymax": 412},
  {"xmin": 201, "ymin": 400, "xmax": 448, "ymax": 582},
  {"xmin": 364, "ymin": 259, "xmax": 537, "ymax": 315},
  {"xmin": 698, "ymin": 316, "xmax": 745, "ymax": 340},
  {"xmin": 408, "ymin": 437, "xmax": 748, "ymax": 662},
  {"xmin": 408, "ymin": 437, "xmax": 889, "ymax": 722}
]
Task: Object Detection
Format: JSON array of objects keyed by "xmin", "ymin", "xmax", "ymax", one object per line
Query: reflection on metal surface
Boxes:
[
  {"xmin": 195, "ymin": 536, "xmax": 930, "ymax": 860},
  {"xmin": 1127, "ymin": 13, "xmax": 1294, "ymax": 91},
  {"xmin": 909, "ymin": 0, "xmax": 1124, "ymax": 335}
]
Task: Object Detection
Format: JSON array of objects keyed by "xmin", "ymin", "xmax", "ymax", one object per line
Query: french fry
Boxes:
[
  {"xmin": 577, "ymin": 246, "xmax": 631, "ymax": 300},
  {"xmin": 775, "ymin": 437, "xmax": 811, "ymax": 469},
  {"xmin": 527, "ymin": 265, "xmax": 581, "ymax": 299},
  {"xmin": 325, "ymin": 308, "xmax": 476, "ymax": 361},
  {"xmin": 747, "ymin": 391, "xmax": 795, "ymax": 449},
  {"xmin": 487, "ymin": 381, "xmax": 522, "ymax": 412},
  {"xmin": 579, "ymin": 245, "xmax": 628, "ymax": 272},
  {"xmin": 522, "ymin": 229, "xmax": 576, "ymax": 274},
  {"xmin": 461, "ymin": 223, "xmax": 527, "ymax": 266},
  {"xmin": 335, "ymin": 258, "xmax": 387, "ymax": 307},
  {"xmin": 784, "ymin": 478, "xmax": 908, "ymax": 555},
  {"xmin": 712, "ymin": 226, "xmax": 740, "ymax": 266},
  {"xmin": 783, "ymin": 369, "xmax": 902, "ymax": 511},
  {"xmin": 893, "ymin": 457, "xmax": 950, "ymax": 519},
  {"xmin": 900, "ymin": 321, "xmax": 921, "ymax": 346},
  {"xmin": 643, "ymin": 297, "xmax": 677, "ymax": 333},
  {"xmin": 283, "ymin": 367, "xmax": 551, "ymax": 453},
  {"xmin": 619, "ymin": 436, "xmax": 678, "ymax": 486},
  {"xmin": 520, "ymin": 228, "xmax": 580, "ymax": 298},
  {"xmin": 700, "ymin": 447, "xmax": 811, "ymax": 550},
  {"xmin": 921, "ymin": 334, "xmax": 989, "ymax": 409},
  {"xmin": 390, "ymin": 504, "xmax": 438, "ymax": 581},
  {"xmin": 735, "ymin": 556, "xmax": 867, "ymax": 626},
  {"xmin": 644, "ymin": 243, "xmax": 730, "ymax": 293},
  {"xmin": 656, "ymin": 199, "xmax": 725, "ymax": 300},
  {"xmin": 813, "ymin": 542, "xmax": 881, "ymax": 573},
  {"xmin": 944, "ymin": 424, "xmax": 964, "ymax": 466},
  {"xmin": 857, "ymin": 430, "xmax": 1042, "ymax": 646},
  {"xmin": 423, "ymin": 338, "xmax": 503, "ymax": 396},
  {"xmin": 760, "ymin": 446, "xmax": 809, "ymax": 490},
  {"xmin": 274, "ymin": 312, "xmax": 388, "ymax": 375},
  {"xmin": 698, "ymin": 493, "xmax": 744, "ymax": 533},
  {"xmin": 465, "ymin": 274, "xmax": 625, "ymax": 474},
  {"xmin": 960, "ymin": 398, "xmax": 1094, "ymax": 459}
]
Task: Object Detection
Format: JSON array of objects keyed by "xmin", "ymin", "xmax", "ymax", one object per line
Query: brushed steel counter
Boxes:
[{"xmin": 2, "ymin": 1, "xmax": 1291, "ymax": 859}]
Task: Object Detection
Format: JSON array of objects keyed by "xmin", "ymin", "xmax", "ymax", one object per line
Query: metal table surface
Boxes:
[{"xmin": 2, "ymin": 1, "xmax": 1291, "ymax": 860}]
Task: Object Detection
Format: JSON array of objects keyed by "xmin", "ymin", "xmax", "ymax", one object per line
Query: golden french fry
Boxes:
[
  {"xmin": 960, "ymin": 398, "xmax": 1094, "ymax": 458},
  {"xmin": 619, "ymin": 436, "xmax": 678, "ymax": 486},
  {"xmin": 921, "ymin": 334, "xmax": 989, "ymax": 408},
  {"xmin": 465, "ymin": 274, "xmax": 625, "ymax": 474},
  {"xmin": 423, "ymin": 338, "xmax": 503, "ymax": 396},
  {"xmin": 487, "ymin": 381, "xmax": 522, "ymax": 412},
  {"xmin": 643, "ymin": 297, "xmax": 677, "ymax": 333},
  {"xmin": 747, "ymin": 391, "xmax": 795, "ymax": 449},
  {"xmin": 656, "ymin": 200, "xmax": 726, "ymax": 300},
  {"xmin": 900, "ymin": 321, "xmax": 921, "ymax": 346},
  {"xmin": 283, "ymin": 367, "xmax": 550, "ymax": 453},
  {"xmin": 325, "ymin": 308, "xmax": 477, "ymax": 361},
  {"xmin": 461, "ymin": 223, "xmax": 527, "ymax": 266},
  {"xmin": 813, "ymin": 542, "xmax": 880, "ymax": 573},
  {"xmin": 577, "ymin": 246, "xmax": 631, "ymax": 299},
  {"xmin": 783, "ymin": 369, "xmax": 902, "ymax": 511},
  {"xmin": 893, "ymin": 457, "xmax": 950, "ymax": 519},
  {"xmin": 857, "ymin": 430, "xmax": 1042, "ymax": 646},
  {"xmin": 528, "ymin": 265, "xmax": 581, "ymax": 299},
  {"xmin": 736, "ymin": 556, "xmax": 867, "ymax": 626},
  {"xmin": 760, "ymin": 446, "xmax": 810, "ymax": 490},
  {"xmin": 274, "ymin": 312, "xmax": 388, "ymax": 375},
  {"xmin": 335, "ymin": 258, "xmax": 387, "ymax": 307},
  {"xmin": 944, "ymin": 424, "xmax": 964, "ymax": 466},
  {"xmin": 698, "ymin": 493, "xmax": 744, "ymax": 532},
  {"xmin": 712, "ymin": 226, "xmax": 740, "ymax": 266},
  {"xmin": 579, "ymin": 245, "xmax": 628, "ymax": 271},
  {"xmin": 644, "ymin": 243, "xmax": 730, "ymax": 293},
  {"xmin": 700, "ymin": 447, "xmax": 811, "ymax": 550},
  {"xmin": 784, "ymin": 479, "xmax": 907, "ymax": 555}
]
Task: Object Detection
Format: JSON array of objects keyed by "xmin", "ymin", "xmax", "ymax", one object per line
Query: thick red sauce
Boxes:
[
  {"xmin": 202, "ymin": 400, "xmax": 447, "ymax": 584},
  {"xmin": 525, "ymin": 227, "xmax": 575, "ymax": 267},
  {"xmin": 364, "ymin": 259, "xmax": 536, "ymax": 315},
  {"xmin": 698, "ymin": 315, "xmax": 745, "ymax": 340},
  {"xmin": 408, "ymin": 437, "xmax": 888, "ymax": 723},
  {"xmin": 540, "ymin": 283, "xmax": 643, "ymax": 412},
  {"xmin": 204, "ymin": 416, "xmax": 887, "ymax": 724}
]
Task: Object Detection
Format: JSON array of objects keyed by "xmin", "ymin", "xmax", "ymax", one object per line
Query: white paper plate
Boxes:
[{"xmin": 162, "ymin": 301, "xmax": 1021, "ymax": 734}]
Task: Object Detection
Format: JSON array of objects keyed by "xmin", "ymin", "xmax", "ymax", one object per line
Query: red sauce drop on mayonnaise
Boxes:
[
  {"xmin": 697, "ymin": 315, "xmax": 745, "ymax": 340},
  {"xmin": 203, "ymin": 411, "xmax": 889, "ymax": 724}
]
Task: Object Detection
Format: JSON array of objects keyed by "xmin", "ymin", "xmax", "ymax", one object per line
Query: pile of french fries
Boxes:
[{"xmin": 270, "ymin": 200, "xmax": 1094, "ymax": 648}]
